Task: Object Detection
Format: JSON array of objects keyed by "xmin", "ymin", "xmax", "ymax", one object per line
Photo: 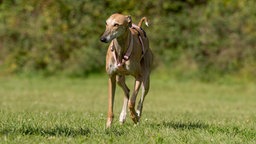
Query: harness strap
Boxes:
[
  {"xmin": 123, "ymin": 31, "xmax": 133, "ymax": 61},
  {"xmin": 131, "ymin": 24, "xmax": 146, "ymax": 58},
  {"xmin": 138, "ymin": 35, "xmax": 145, "ymax": 59},
  {"xmin": 111, "ymin": 24, "xmax": 146, "ymax": 68},
  {"xmin": 110, "ymin": 31, "xmax": 133, "ymax": 67}
]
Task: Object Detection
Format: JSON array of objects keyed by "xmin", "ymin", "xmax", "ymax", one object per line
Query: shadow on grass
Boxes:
[
  {"xmin": 1, "ymin": 125, "xmax": 90, "ymax": 137},
  {"xmin": 1, "ymin": 124, "xmax": 128, "ymax": 137},
  {"xmin": 152, "ymin": 120, "xmax": 256, "ymax": 139},
  {"xmin": 161, "ymin": 121, "xmax": 209, "ymax": 130}
]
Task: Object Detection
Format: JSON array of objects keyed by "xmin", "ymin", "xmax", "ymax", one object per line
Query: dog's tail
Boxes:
[{"xmin": 138, "ymin": 17, "xmax": 149, "ymax": 27}]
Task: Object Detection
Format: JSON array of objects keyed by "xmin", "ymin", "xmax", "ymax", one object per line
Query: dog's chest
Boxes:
[{"xmin": 106, "ymin": 61, "xmax": 132, "ymax": 75}]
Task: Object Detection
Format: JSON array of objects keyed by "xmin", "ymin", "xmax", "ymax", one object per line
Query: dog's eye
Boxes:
[{"xmin": 114, "ymin": 23, "xmax": 119, "ymax": 27}]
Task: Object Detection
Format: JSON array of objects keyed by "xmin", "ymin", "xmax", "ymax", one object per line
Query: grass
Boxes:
[{"xmin": 0, "ymin": 74, "xmax": 255, "ymax": 143}]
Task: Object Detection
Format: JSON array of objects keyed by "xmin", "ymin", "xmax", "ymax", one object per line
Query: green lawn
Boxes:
[{"xmin": 0, "ymin": 74, "xmax": 255, "ymax": 143}]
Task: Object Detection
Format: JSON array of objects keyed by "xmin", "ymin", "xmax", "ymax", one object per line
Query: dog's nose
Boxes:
[{"xmin": 100, "ymin": 37, "xmax": 107, "ymax": 43}]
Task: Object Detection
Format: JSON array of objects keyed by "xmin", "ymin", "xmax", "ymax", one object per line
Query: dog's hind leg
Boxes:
[
  {"xmin": 136, "ymin": 74, "xmax": 150, "ymax": 121},
  {"xmin": 116, "ymin": 75, "xmax": 130, "ymax": 124},
  {"xmin": 128, "ymin": 77, "xmax": 142, "ymax": 124}
]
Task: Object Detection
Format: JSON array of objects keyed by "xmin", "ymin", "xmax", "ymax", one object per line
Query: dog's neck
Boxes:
[{"xmin": 113, "ymin": 28, "xmax": 131, "ymax": 57}]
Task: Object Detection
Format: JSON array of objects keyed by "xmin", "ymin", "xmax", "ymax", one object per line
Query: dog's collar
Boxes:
[{"xmin": 111, "ymin": 30, "xmax": 133, "ymax": 67}]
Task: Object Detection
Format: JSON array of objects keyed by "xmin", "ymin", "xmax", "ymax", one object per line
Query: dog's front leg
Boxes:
[{"xmin": 106, "ymin": 75, "xmax": 116, "ymax": 128}]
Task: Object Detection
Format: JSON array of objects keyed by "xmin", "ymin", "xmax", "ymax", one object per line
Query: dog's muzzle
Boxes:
[{"xmin": 100, "ymin": 36, "xmax": 108, "ymax": 43}]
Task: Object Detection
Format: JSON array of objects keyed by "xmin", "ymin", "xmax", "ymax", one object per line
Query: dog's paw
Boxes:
[
  {"xmin": 119, "ymin": 112, "xmax": 127, "ymax": 124},
  {"xmin": 106, "ymin": 118, "xmax": 113, "ymax": 128},
  {"xmin": 130, "ymin": 113, "xmax": 139, "ymax": 124}
]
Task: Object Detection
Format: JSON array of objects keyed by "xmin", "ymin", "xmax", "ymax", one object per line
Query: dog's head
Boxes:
[{"xmin": 100, "ymin": 13, "xmax": 132, "ymax": 43}]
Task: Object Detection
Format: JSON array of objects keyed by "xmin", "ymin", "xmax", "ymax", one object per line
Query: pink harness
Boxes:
[{"xmin": 111, "ymin": 24, "xmax": 146, "ymax": 68}]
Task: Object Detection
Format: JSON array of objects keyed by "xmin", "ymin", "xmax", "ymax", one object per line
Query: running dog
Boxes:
[{"xmin": 100, "ymin": 13, "xmax": 153, "ymax": 128}]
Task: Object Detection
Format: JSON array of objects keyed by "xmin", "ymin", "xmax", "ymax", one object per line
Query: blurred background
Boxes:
[{"xmin": 0, "ymin": 0, "xmax": 255, "ymax": 82}]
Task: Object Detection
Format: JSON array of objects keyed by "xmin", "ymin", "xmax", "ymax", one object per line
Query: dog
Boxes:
[{"xmin": 100, "ymin": 13, "xmax": 153, "ymax": 128}]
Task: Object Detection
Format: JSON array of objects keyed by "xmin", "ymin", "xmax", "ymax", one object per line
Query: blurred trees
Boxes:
[{"xmin": 0, "ymin": 0, "xmax": 255, "ymax": 80}]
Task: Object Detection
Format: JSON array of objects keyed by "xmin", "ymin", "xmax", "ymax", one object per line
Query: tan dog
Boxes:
[{"xmin": 100, "ymin": 13, "xmax": 153, "ymax": 128}]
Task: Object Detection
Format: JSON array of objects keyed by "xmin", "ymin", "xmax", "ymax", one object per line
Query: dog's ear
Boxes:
[{"xmin": 126, "ymin": 15, "xmax": 132, "ymax": 27}]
